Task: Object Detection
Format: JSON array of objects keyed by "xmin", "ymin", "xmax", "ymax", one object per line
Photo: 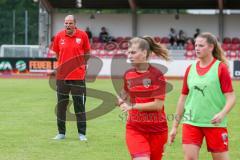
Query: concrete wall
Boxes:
[
  {"xmin": 52, "ymin": 13, "xmax": 240, "ymax": 38},
  {"xmin": 138, "ymin": 14, "xmax": 218, "ymax": 37},
  {"xmin": 224, "ymin": 14, "xmax": 240, "ymax": 38},
  {"xmin": 52, "ymin": 13, "xmax": 132, "ymax": 37}
]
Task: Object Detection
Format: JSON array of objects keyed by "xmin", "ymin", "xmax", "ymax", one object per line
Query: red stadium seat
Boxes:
[
  {"xmin": 116, "ymin": 37, "xmax": 124, "ymax": 43},
  {"xmin": 160, "ymin": 37, "xmax": 169, "ymax": 44},
  {"xmin": 99, "ymin": 43, "xmax": 105, "ymax": 50},
  {"xmin": 228, "ymin": 50, "xmax": 237, "ymax": 59},
  {"xmin": 154, "ymin": 36, "xmax": 161, "ymax": 43},
  {"xmin": 221, "ymin": 43, "xmax": 230, "ymax": 51},
  {"xmin": 228, "ymin": 44, "xmax": 240, "ymax": 60},
  {"xmin": 223, "ymin": 37, "xmax": 231, "ymax": 44},
  {"xmin": 231, "ymin": 37, "xmax": 240, "ymax": 44},
  {"xmin": 91, "ymin": 42, "xmax": 106, "ymax": 57},
  {"xmin": 104, "ymin": 42, "xmax": 118, "ymax": 51},
  {"xmin": 119, "ymin": 40, "xmax": 129, "ymax": 50},
  {"xmin": 91, "ymin": 43, "xmax": 101, "ymax": 50},
  {"xmin": 92, "ymin": 37, "xmax": 100, "ymax": 43},
  {"xmin": 221, "ymin": 43, "xmax": 231, "ymax": 57},
  {"xmin": 230, "ymin": 44, "xmax": 240, "ymax": 51}
]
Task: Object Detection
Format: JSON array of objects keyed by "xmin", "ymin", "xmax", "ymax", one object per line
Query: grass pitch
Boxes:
[{"xmin": 0, "ymin": 79, "xmax": 239, "ymax": 160}]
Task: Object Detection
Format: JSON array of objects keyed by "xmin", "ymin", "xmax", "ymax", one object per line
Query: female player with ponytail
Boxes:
[{"xmin": 118, "ymin": 36, "xmax": 170, "ymax": 160}]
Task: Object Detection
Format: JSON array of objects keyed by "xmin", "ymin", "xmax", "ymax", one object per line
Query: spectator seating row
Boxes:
[
  {"xmin": 94, "ymin": 36, "xmax": 240, "ymax": 45},
  {"xmin": 91, "ymin": 41, "xmax": 128, "ymax": 58},
  {"xmin": 90, "ymin": 36, "xmax": 240, "ymax": 60},
  {"xmin": 184, "ymin": 41, "xmax": 240, "ymax": 60},
  {"xmin": 221, "ymin": 37, "xmax": 240, "ymax": 59},
  {"xmin": 223, "ymin": 37, "xmax": 240, "ymax": 44},
  {"xmin": 221, "ymin": 43, "xmax": 240, "ymax": 59}
]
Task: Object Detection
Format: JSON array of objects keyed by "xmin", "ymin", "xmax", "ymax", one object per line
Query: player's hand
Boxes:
[
  {"xmin": 169, "ymin": 127, "xmax": 177, "ymax": 145},
  {"xmin": 211, "ymin": 111, "xmax": 226, "ymax": 125},
  {"xmin": 116, "ymin": 96, "xmax": 124, "ymax": 106},
  {"xmin": 119, "ymin": 103, "xmax": 132, "ymax": 113}
]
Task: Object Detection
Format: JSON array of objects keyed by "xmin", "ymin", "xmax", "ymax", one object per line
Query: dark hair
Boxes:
[
  {"xmin": 129, "ymin": 36, "xmax": 170, "ymax": 61},
  {"xmin": 197, "ymin": 32, "xmax": 227, "ymax": 65}
]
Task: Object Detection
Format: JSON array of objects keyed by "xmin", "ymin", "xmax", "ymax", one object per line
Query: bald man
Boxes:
[{"xmin": 52, "ymin": 15, "xmax": 91, "ymax": 141}]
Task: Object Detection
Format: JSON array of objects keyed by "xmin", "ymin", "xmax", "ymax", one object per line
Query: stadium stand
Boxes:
[{"xmin": 1, "ymin": 36, "xmax": 240, "ymax": 60}]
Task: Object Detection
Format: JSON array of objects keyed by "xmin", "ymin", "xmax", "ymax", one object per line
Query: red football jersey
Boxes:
[
  {"xmin": 124, "ymin": 65, "xmax": 168, "ymax": 133},
  {"xmin": 52, "ymin": 28, "xmax": 90, "ymax": 80}
]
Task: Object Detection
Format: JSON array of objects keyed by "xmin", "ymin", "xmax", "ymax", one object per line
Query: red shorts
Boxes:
[
  {"xmin": 126, "ymin": 126, "xmax": 168, "ymax": 160},
  {"xmin": 182, "ymin": 124, "xmax": 228, "ymax": 152}
]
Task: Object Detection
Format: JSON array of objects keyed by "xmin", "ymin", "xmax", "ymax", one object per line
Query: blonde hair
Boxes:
[
  {"xmin": 129, "ymin": 36, "xmax": 170, "ymax": 61},
  {"xmin": 197, "ymin": 32, "xmax": 228, "ymax": 65}
]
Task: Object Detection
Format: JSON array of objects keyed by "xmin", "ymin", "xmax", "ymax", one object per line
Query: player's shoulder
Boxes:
[
  {"xmin": 149, "ymin": 65, "xmax": 164, "ymax": 76},
  {"xmin": 218, "ymin": 61, "xmax": 229, "ymax": 74},
  {"xmin": 187, "ymin": 64, "xmax": 192, "ymax": 70},
  {"xmin": 76, "ymin": 28, "xmax": 88, "ymax": 36},
  {"xmin": 124, "ymin": 68, "xmax": 135, "ymax": 76},
  {"xmin": 55, "ymin": 30, "xmax": 65, "ymax": 36},
  {"xmin": 219, "ymin": 61, "xmax": 228, "ymax": 68}
]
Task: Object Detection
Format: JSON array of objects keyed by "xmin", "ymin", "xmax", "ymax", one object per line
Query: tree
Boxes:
[{"xmin": 0, "ymin": 0, "xmax": 38, "ymax": 45}]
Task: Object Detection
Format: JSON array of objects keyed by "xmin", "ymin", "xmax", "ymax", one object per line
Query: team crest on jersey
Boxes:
[
  {"xmin": 221, "ymin": 132, "xmax": 228, "ymax": 145},
  {"xmin": 60, "ymin": 39, "xmax": 65, "ymax": 45},
  {"xmin": 143, "ymin": 78, "xmax": 151, "ymax": 88},
  {"xmin": 76, "ymin": 38, "xmax": 81, "ymax": 44}
]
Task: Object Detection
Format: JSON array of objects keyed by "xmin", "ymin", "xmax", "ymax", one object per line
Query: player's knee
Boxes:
[
  {"xmin": 184, "ymin": 153, "xmax": 198, "ymax": 160},
  {"xmin": 183, "ymin": 149, "xmax": 198, "ymax": 160},
  {"xmin": 133, "ymin": 157, "xmax": 150, "ymax": 160}
]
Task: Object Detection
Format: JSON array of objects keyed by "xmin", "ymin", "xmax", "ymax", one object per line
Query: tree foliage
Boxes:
[{"xmin": 0, "ymin": 0, "xmax": 38, "ymax": 45}]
